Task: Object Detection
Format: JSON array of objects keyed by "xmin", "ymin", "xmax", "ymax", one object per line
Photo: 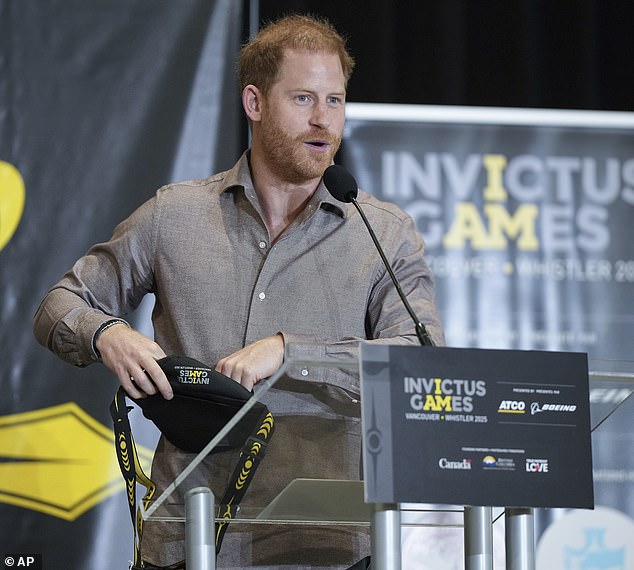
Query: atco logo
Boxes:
[
  {"xmin": 530, "ymin": 402, "xmax": 577, "ymax": 415},
  {"xmin": 498, "ymin": 400, "xmax": 526, "ymax": 413},
  {"xmin": 439, "ymin": 458, "xmax": 472, "ymax": 470},
  {"xmin": 526, "ymin": 459, "xmax": 549, "ymax": 473}
]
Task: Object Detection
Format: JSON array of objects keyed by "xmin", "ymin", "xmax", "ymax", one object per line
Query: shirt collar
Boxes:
[{"xmin": 220, "ymin": 152, "xmax": 349, "ymax": 219}]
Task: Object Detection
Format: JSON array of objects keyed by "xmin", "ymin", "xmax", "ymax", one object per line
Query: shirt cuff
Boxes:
[{"xmin": 280, "ymin": 332, "xmax": 360, "ymax": 394}]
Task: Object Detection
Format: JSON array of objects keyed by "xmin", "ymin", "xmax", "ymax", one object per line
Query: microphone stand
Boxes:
[{"xmin": 349, "ymin": 196, "xmax": 435, "ymax": 347}]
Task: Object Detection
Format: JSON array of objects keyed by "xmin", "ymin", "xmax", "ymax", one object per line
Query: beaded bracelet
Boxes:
[{"xmin": 92, "ymin": 318, "xmax": 129, "ymax": 359}]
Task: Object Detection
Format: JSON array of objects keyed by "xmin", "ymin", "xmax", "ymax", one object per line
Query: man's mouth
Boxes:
[{"xmin": 305, "ymin": 140, "xmax": 330, "ymax": 151}]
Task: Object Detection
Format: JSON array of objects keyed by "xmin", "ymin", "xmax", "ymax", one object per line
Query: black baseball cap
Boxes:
[{"xmin": 131, "ymin": 355, "xmax": 268, "ymax": 453}]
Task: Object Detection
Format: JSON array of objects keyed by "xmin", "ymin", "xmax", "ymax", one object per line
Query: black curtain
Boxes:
[{"xmin": 256, "ymin": 0, "xmax": 633, "ymax": 111}]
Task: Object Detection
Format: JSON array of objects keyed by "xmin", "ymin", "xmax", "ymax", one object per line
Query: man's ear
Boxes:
[{"xmin": 242, "ymin": 85, "xmax": 263, "ymax": 123}]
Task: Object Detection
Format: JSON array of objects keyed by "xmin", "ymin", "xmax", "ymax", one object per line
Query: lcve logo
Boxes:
[{"xmin": 526, "ymin": 459, "xmax": 549, "ymax": 473}]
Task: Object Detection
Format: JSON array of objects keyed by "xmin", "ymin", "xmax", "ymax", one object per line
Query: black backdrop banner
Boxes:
[{"xmin": 0, "ymin": 2, "xmax": 242, "ymax": 569}]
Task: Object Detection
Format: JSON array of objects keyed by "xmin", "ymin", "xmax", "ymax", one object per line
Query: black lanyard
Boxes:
[{"xmin": 110, "ymin": 387, "xmax": 274, "ymax": 568}]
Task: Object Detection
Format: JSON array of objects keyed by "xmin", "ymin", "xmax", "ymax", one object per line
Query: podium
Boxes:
[
  {"xmin": 136, "ymin": 346, "xmax": 611, "ymax": 569},
  {"xmin": 360, "ymin": 345, "xmax": 597, "ymax": 570}
]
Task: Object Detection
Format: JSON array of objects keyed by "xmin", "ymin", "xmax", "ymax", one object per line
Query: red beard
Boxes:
[{"xmin": 259, "ymin": 116, "xmax": 342, "ymax": 184}]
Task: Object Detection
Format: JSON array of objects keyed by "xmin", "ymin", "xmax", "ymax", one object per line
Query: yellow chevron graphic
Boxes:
[{"xmin": 0, "ymin": 402, "xmax": 153, "ymax": 521}]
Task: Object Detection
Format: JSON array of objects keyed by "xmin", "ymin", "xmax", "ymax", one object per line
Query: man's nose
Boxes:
[{"xmin": 309, "ymin": 101, "xmax": 330, "ymax": 129}]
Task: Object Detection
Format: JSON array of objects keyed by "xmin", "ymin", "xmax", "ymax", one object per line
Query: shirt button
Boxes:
[
  {"xmin": 301, "ymin": 368, "xmax": 309, "ymax": 377},
  {"xmin": 258, "ymin": 292, "xmax": 266, "ymax": 300},
  {"xmin": 258, "ymin": 241, "xmax": 267, "ymax": 249}
]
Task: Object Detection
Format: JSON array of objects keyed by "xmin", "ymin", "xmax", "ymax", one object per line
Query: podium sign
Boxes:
[{"xmin": 360, "ymin": 344, "xmax": 594, "ymax": 509}]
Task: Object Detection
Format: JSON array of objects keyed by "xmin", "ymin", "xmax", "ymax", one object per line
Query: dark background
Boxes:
[{"xmin": 255, "ymin": 0, "xmax": 633, "ymax": 112}]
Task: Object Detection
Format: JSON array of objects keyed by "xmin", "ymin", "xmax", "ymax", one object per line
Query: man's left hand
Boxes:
[{"xmin": 215, "ymin": 334, "xmax": 284, "ymax": 391}]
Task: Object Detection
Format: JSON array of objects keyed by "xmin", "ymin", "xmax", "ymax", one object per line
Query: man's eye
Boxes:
[{"xmin": 296, "ymin": 94, "xmax": 311, "ymax": 103}]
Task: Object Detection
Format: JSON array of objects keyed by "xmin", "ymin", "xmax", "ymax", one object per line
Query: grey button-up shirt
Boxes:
[{"xmin": 33, "ymin": 152, "xmax": 444, "ymax": 568}]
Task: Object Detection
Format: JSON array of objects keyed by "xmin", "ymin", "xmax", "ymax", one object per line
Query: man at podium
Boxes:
[{"xmin": 33, "ymin": 13, "xmax": 444, "ymax": 569}]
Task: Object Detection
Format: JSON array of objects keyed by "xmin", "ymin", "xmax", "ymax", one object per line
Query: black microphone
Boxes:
[{"xmin": 323, "ymin": 164, "xmax": 435, "ymax": 347}]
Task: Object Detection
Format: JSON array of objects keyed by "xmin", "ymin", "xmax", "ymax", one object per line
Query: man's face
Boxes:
[{"xmin": 256, "ymin": 49, "xmax": 346, "ymax": 184}]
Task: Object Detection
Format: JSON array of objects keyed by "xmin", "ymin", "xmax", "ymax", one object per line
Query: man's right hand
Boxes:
[{"xmin": 95, "ymin": 323, "xmax": 172, "ymax": 400}]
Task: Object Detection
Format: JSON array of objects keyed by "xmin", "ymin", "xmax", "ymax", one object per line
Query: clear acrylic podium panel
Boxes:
[
  {"xmin": 587, "ymin": 358, "xmax": 634, "ymax": 442},
  {"xmin": 141, "ymin": 356, "xmax": 466, "ymax": 531},
  {"xmin": 140, "ymin": 354, "xmax": 633, "ymax": 531}
]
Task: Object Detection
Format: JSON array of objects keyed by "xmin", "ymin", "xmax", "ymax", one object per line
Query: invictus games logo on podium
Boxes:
[{"xmin": 403, "ymin": 375, "xmax": 490, "ymax": 425}]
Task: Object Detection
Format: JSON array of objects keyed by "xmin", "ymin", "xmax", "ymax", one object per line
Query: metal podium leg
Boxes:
[
  {"xmin": 464, "ymin": 506, "xmax": 493, "ymax": 570},
  {"xmin": 505, "ymin": 507, "xmax": 535, "ymax": 570},
  {"xmin": 371, "ymin": 503, "xmax": 401, "ymax": 570},
  {"xmin": 185, "ymin": 487, "xmax": 216, "ymax": 570}
]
